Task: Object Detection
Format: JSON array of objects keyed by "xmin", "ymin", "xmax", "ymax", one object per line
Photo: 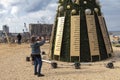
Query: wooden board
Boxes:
[
  {"xmin": 70, "ymin": 16, "xmax": 80, "ymax": 56},
  {"xmin": 98, "ymin": 16, "xmax": 112, "ymax": 54},
  {"xmin": 54, "ymin": 17, "xmax": 65, "ymax": 55},
  {"xmin": 86, "ymin": 15, "xmax": 100, "ymax": 56}
]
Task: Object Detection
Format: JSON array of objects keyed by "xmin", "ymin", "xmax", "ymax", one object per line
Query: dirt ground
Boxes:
[{"xmin": 0, "ymin": 43, "xmax": 120, "ymax": 80}]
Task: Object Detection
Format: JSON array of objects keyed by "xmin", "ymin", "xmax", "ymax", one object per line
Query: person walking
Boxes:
[
  {"xmin": 30, "ymin": 36, "xmax": 45, "ymax": 77},
  {"xmin": 17, "ymin": 33, "xmax": 22, "ymax": 44}
]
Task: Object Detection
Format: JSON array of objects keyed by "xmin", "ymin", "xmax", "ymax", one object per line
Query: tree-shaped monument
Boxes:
[{"xmin": 50, "ymin": 0, "xmax": 113, "ymax": 62}]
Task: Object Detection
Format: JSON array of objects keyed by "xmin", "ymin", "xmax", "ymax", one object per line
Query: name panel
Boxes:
[
  {"xmin": 86, "ymin": 15, "xmax": 100, "ymax": 56},
  {"xmin": 98, "ymin": 16, "xmax": 112, "ymax": 54},
  {"xmin": 54, "ymin": 17, "xmax": 65, "ymax": 55},
  {"xmin": 70, "ymin": 16, "xmax": 80, "ymax": 56}
]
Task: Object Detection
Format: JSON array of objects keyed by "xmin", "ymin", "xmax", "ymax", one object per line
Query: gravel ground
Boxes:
[{"xmin": 0, "ymin": 43, "xmax": 120, "ymax": 80}]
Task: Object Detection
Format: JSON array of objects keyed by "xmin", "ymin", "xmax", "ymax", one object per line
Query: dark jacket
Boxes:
[
  {"xmin": 17, "ymin": 34, "xmax": 22, "ymax": 40},
  {"xmin": 31, "ymin": 40, "xmax": 45, "ymax": 55}
]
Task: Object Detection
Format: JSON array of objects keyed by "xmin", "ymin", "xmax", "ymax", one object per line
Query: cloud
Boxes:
[
  {"xmin": 0, "ymin": 0, "xmax": 120, "ymax": 32},
  {"xmin": 0, "ymin": 3, "xmax": 4, "ymax": 9},
  {"xmin": 100, "ymin": 0, "xmax": 120, "ymax": 31},
  {"xmin": 0, "ymin": 0, "xmax": 58, "ymax": 32},
  {"xmin": 100, "ymin": 0, "xmax": 120, "ymax": 15},
  {"xmin": 11, "ymin": 6, "xmax": 19, "ymax": 16},
  {"xmin": 25, "ymin": 0, "xmax": 52, "ymax": 13}
]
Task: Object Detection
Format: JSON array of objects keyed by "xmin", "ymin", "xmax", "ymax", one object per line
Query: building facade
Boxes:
[{"xmin": 29, "ymin": 23, "xmax": 53, "ymax": 39}]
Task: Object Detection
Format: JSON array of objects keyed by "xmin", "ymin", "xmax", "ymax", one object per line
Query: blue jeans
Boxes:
[{"xmin": 34, "ymin": 55, "xmax": 42, "ymax": 74}]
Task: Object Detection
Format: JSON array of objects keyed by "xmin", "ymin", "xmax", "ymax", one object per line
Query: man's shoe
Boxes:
[
  {"xmin": 37, "ymin": 74, "xmax": 44, "ymax": 77},
  {"xmin": 34, "ymin": 72, "xmax": 37, "ymax": 75}
]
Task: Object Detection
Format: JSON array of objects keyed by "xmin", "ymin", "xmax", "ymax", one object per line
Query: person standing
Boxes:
[
  {"xmin": 17, "ymin": 33, "xmax": 22, "ymax": 44},
  {"xmin": 30, "ymin": 36, "xmax": 45, "ymax": 77}
]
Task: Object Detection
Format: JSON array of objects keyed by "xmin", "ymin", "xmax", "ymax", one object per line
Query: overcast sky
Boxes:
[{"xmin": 0, "ymin": 0, "xmax": 120, "ymax": 33}]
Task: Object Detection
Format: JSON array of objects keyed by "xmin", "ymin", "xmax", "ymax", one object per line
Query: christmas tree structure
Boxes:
[{"xmin": 50, "ymin": 0, "xmax": 113, "ymax": 62}]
